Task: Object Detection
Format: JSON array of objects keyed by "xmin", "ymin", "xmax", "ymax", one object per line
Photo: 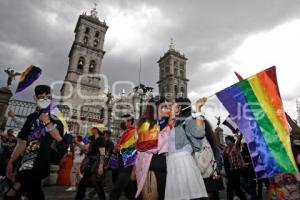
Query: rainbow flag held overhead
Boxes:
[
  {"xmin": 117, "ymin": 127, "xmax": 137, "ymax": 167},
  {"xmin": 216, "ymin": 66, "xmax": 298, "ymax": 179},
  {"xmin": 16, "ymin": 65, "xmax": 42, "ymax": 93}
]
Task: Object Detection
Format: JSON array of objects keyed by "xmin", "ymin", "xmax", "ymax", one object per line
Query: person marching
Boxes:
[
  {"xmin": 74, "ymin": 127, "xmax": 106, "ymax": 200},
  {"xmin": 5, "ymin": 85, "xmax": 65, "ymax": 200},
  {"xmin": 165, "ymin": 97, "xmax": 208, "ymax": 200},
  {"xmin": 135, "ymin": 96, "xmax": 173, "ymax": 200},
  {"xmin": 109, "ymin": 114, "xmax": 137, "ymax": 200}
]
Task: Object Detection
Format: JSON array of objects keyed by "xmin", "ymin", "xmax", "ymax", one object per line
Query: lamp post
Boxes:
[{"xmin": 133, "ymin": 84, "xmax": 153, "ymax": 118}]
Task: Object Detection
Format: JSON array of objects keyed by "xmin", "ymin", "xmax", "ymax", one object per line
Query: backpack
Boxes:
[
  {"xmin": 193, "ymin": 137, "xmax": 217, "ymax": 178},
  {"xmin": 181, "ymin": 121, "xmax": 216, "ymax": 178}
]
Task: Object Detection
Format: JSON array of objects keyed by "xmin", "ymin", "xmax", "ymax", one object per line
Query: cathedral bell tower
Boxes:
[
  {"xmin": 157, "ymin": 39, "xmax": 189, "ymax": 99},
  {"xmin": 61, "ymin": 6, "xmax": 108, "ymax": 113}
]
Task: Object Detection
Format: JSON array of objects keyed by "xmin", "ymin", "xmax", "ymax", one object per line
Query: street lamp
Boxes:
[{"xmin": 133, "ymin": 84, "xmax": 153, "ymax": 118}]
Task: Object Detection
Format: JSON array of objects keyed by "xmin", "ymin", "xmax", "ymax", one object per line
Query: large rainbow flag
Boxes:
[
  {"xmin": 216, "ymin": 66, "xmax": 298, "ymax": 179},
  {"xmin": 117, "ymin": 127, "xmax": 137, "ymax": 167},
  {"xmin": 16, "ymin": 65, "xmax": 42, "ymax": 93}
]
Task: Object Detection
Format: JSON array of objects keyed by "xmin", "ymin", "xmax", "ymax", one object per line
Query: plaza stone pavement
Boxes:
[
  {"xmin": 44, "ymin": 186, "xmax": 268, "ymax": 200},
  {"xmin": 44, "ymin": 186, "xmax": 228, "ymax": 200}
]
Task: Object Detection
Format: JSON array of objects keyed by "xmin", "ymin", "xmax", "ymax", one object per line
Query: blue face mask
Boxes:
[{"xmin": 225, "ymin": 140, "xmax": 233, "ymax": 146}]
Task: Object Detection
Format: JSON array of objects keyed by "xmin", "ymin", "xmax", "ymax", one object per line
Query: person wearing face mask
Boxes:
[
  {"xmin": 165, "ymin": 97, "xmax": 208, "ymax": 200},
  {"xmin": 135, "ymin": 96, "xmax": 173, "ymax": 200},
  {"xmin": 109, "ymin": 114, "xmax": 137, "ymax": 200},
  {"xmin": 223, "ymin": 135, "xmax": 246, "ymax": 200},
  {"xmin": 4, "ymin": 85, "xmax": 64, "ymax": 200}
]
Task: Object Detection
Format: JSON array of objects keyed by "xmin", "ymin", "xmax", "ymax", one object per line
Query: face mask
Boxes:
[
  {"xmin": 225, "ymin": 140, "xmax": 233, "ymax": 146},
  {"xmin": 37, "ymin": 99, "xmax": 51, "ymax": 109},
  {"xmin": 120, "ymin": 122, "xmax": 127, "ymax": 130}
]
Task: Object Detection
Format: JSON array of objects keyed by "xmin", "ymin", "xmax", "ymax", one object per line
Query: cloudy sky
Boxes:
[{"xmin": 1, "ymin": 0, "xmax": 300, "ymax": 125}]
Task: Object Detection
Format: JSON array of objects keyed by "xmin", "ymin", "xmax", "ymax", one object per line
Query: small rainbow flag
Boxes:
[
  {"xmin": 16, "ymin": 65, "xmax": 42, "ymax": 93},
  {"xmin": 216, "ymin": 66, "xmax": 298, "ymax": 179},
  {"xmin": 117, "ymin": 127, "xmax": 137, "ymax": 167}
]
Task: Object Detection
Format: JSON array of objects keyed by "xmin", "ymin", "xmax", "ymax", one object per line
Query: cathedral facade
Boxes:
[{"xmin": 60, "ymin": 8, "xmax": 109, "ymax": 133}]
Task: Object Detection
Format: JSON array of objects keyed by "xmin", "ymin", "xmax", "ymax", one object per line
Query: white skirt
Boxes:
[{"xmin": 165, "ymin": 151, "xmax": 208, "ymax": 200}]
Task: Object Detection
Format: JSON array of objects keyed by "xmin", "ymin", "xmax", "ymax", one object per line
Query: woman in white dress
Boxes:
[{"xmin": 165, "ymin": 97, "xmax": 208, "ymax": 200}]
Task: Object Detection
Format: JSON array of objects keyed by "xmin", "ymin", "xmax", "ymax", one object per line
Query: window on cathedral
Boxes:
[
  {"xmin": 85, "ymin": 27, "xmax": 90, "ymax": 34},
  {"xmin": 180, "ymin": 70, "xmax": 184, "ymax": 77},
  {"xmin": 181, "ymin": 87, "xmax": 185, "ymax": 94},
  {"xmin": 174, "ymin": 68, "xmax": 178, "ymax": 76},
  {"xmin": 174, "ymin": 61, "xmax": 178, "ymax": 67},
  {"xmin": 83, "ymin": 36, "xmax": 89, "ymax": 45},
  {"xmin": 93, "ymin": 39, "xmax": 99, "ymax": 47},
  {"xmin": 95, "ymin": 31, "xmax": 100, "ymax": 37},
  {"xmin": 180, "ymin": 63, "xmax": 184, "ymax": 69},
  {"xmin": 89, "ymin": 60, "xmax": 96, "ymax": 73},
  {"xmin": 166, "ymin": 66, "xmax": 170, "ymax": 73},
  {"xmin": 78, "ymin": 57, "xmax": 85, "ymax": 72}
]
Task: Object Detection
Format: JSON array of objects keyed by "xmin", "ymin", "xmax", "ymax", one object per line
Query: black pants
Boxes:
[
  {"xmin": 149, "ymin": 154, "xmax": 167, "ymax": 200},
  {"xmin": 111, "ymin": 169, "xmax": 119, "ymax": 184},
  {"xmin": 75, "ymin": 175, "xmax": 106, "ymax": 200},
  {"xmin": 257, "ymin": 178, "xmax": 270, "ymax": 199},
  {"xmin": 109, "ymin": 167, "xmax": 136, "ymax": 200},
  {"xmin": 15, "ymin": 171, "xmax": 44, "ymax": 200},
  {"xmin": 226, "ymin": 169, "xmax": 246, "ymax": 200}
]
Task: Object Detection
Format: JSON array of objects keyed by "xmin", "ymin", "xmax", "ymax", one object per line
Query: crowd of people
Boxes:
[{"xmin": 0, "ymin": 84, "xmax": 300, "ymax": 200}]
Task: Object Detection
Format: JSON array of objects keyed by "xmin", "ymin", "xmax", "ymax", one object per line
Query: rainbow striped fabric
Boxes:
[
  {"xmin": 118, "ymin": 127, "xmax": 137, "ymax": 167},
  {"xmin": 16, "ymin": 65, "xmax": 42, "ymax": 93},
  {"xmin": 216, "ymin": 66, "xmax": 298, "ymax": 179}
]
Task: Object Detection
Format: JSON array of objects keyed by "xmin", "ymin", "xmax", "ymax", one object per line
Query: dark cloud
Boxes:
[{"xmin": 1, "ymin": 0, "xmax": 300, "ymax": 102}]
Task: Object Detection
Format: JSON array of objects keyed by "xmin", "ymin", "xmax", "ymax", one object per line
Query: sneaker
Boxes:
[{"xmin": 65, "ymin": 187, "xmax": 76, "ymax": 192}]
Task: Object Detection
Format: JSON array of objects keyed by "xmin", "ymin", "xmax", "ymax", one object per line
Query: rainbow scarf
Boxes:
[
  {"xmin": 117, "ymin": 127, "xmax": 137, "ymax": 167},
  {"xmin": 216, "ymin": 66, "xmax": 298, "ymax": 179},
  {"xmin": 16, "ymin": 65, "xmax": 42, "ymax": 93}
]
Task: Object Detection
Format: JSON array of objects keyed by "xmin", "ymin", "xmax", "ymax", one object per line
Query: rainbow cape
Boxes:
[
  {"xmin": 117, "ymin": 127, "xmax": 137, "ymax": 167},
  {"xmin": 216, "ymin": 66, "xmax": 298, "ymax": 179},
  {"xmin": 16, "ymin": 65, "xmax": 42, "ymax": 93}
]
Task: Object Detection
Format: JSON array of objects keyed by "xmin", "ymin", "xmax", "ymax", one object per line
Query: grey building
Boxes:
[
  {"xmin": 60, "ymin": 7, "xmax": 109, "ymax": 134},
  {"xmin": 157, "ymin": 39, "xmax": 189, "ymax": 99}
]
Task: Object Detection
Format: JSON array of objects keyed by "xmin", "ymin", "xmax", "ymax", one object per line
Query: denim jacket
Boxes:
[{"xmin": 175, "ymin": 116, "xmax": 206, "ymax": 151}]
